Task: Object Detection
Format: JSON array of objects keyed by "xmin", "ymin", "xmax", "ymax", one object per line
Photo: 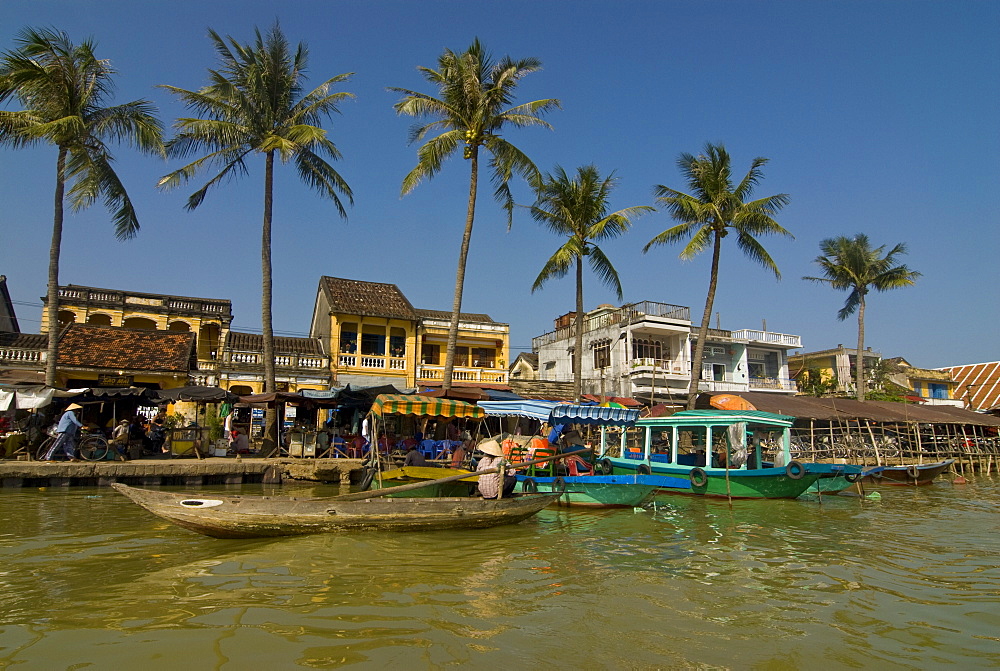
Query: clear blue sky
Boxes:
[{"xmin": 1, "ymin": 0, "xmax": 997, "ymax": 369}]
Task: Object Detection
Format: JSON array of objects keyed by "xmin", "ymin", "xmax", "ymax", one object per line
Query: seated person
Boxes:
[
  {"xmin": 110, "ymin": 419, "xmax": 131, "ymax": 461},
  {"xmin": 403, "ymin": 444, "xmax": 428, "ymax": 467},
  {"xmin": 230, "ymin": 429, "xmax": 250, "ymax": 454},
  {"xmin": 476, "ymin": 439, "xmax": 516, "ymax": 499},
  {"xmin": 450, "ymin": 440, "xmax": 471, "ymax": 468}
]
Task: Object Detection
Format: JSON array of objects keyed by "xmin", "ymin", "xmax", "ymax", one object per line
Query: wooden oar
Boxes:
[{"xmin": 330, "ymin": 448, "xmax": 595, "ymax": 502}]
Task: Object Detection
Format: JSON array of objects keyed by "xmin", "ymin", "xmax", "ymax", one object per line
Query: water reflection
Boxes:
[{"xmin": 1, "ymin": 478, "xmax": 999, "ymax": 668}]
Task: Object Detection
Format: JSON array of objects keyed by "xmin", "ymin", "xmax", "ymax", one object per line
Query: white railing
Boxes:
[
  {"xmin": 361, "ymin": 356, "xmax": 386, "ymax": 369},
  {"xmin": 389, "ymin": 358, "xmax": 406, "ymax": 370},
  {"xmin": 0, "ymin": 347, "xmax": 44, "ymax": 363},
  {"xmin": 696, "ymin": 379, "xmax": 747, "ymax": 392},
  {"xmin": 274, "ymin": 356, "xmax": 291, "ymax": 366},
  {"xmin": 339, "ymin": 355, "xmax": 356, "ymax": 367},
  {"xmin": 299, "ymin": 357, "xmax": 325, "ymax": 368},
  {"xmin": 731, "ymin": 330, "xmax": 801, "ymax": 347},
  {"xmin": 628, "ymin": 358, "xmax": 687, "ymax": 375},
  {"xmin": 168, "ymin": 300, "xmax": 198, "ymax": 311},
  {"xmin": 231, "ymin": 353, "xmax": 260, "ymax": 364},
  {"xmin": 748, "ymin": 377, "xmax": 798, "ymax": 391},
  {"xmin": 417, "ymin": 365, "xmax": 508, "ymax": 383}
]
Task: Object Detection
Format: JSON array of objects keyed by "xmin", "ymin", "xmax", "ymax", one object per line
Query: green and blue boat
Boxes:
[{"xmin": 601, "ymin": 410, "xmax": 858, "ymax": 499}]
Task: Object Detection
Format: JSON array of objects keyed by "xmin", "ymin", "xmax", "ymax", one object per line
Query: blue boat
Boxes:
[
  {"xmin": 513, "ymin": 473, "xmax": 690, "ymax": 507},
  {"xmin": 479, "ymin": 400, "xmax": 668, "ymax": 508}
]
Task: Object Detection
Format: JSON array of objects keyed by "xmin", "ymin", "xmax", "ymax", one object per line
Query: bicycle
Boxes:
[{"xmin": 34, "ymin": 432, "xmax": 109, "ymax": 461}]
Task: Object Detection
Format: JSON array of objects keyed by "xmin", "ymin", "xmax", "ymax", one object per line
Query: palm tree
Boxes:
[
  {"xmin": 644, "ymin": 143, "xmax": 791, "ymax": 410},
  {"xmin": 530, "ymin": 165, "xmax": 653, "ymax": 400},
  {"xmin": 0, "ymin": 27, "xmax": 163, "ymax": 386},
  {"xmin": 158, "ymin": 23, "xmax": 353, "ymax": 452},
  {"xmin": 804, "ymin": 234, "xmax": 920, "ymax": 401},
  {"xmin": 390, "ymin": 39, "xmax": 559, "ymax": 389}
]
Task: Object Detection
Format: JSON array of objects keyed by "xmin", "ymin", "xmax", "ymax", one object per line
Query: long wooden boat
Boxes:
[
  {"xmin": 513, "ymin": 473, "xmax": 688, "ymax": 508},
  {"xmin": 864, "ymin": 459, "xmax": 955, "ymax": 486},
  {"xmin": 603, "ymin": 410, "xmax": 824, "ymax": 499},
  {"xmin": 111, "ymin": 483, "xmax": 560, "ymax": 538}
]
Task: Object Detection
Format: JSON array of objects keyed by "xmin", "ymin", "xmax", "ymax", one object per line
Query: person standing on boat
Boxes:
[
  {"xmin": 45, "ymin": 403, "xmax": 84, "ymax": 461},
  {"xmin": 476, "ymin": 439, "xmax": 516, "ymax": 499}
]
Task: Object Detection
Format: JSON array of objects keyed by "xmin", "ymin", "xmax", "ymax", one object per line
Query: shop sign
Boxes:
[{"xmin": 98, "ymin": 374, "xmax": 134, "ymax": 386}]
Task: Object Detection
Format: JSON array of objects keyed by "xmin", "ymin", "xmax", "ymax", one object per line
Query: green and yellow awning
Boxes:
[{"xmin": 369, "ymin": 393, "xmax": 485, "ymax": 419}]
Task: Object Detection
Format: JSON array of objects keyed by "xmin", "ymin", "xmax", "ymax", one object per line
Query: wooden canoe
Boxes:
[
  {"xmin": 865, "ymin": 459, "xmax": 955, "ymax": 486},
  {"xmin": 111, "ymin": 483, "xmax": 560, "ymax": 538}
]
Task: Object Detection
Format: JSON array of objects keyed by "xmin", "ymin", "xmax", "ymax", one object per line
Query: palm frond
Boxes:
[{"xmin": 587, "ymin": 245, "xmax": 624, "ymax": 299}]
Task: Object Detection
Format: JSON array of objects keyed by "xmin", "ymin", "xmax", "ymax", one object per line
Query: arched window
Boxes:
[
  {"xmin": 229, "ymin": 385, "xmax": 253, "ymax": 396},
  {"xmin": 167, "ymin": 321, "xmax": 191, "ymax": 332},
  {"xmin": 123, "ymin": 317, "xmax": 157, "ymax": 330},
  {"xmin": 57, "ymin": 310, "xmax": 76, "ymax": 327},
  {"xmin": 86, "ymin": 313, "xmax": 111, "ymax": 326}
]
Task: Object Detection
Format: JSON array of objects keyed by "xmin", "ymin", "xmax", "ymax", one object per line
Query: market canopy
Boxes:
[
  {"xmin": 370, "ymin": 393, "xmax": 485, "ymax": 419},
  {"xmin": 478, "ymin": 400, "xmax": 641, "ymax": 426}
]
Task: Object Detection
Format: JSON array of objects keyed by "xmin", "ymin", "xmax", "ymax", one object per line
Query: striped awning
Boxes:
[
  {"xmin": 370, "ymin": 393, "xmax": 485, "ymax": 419},
  {"xmin": 479, "ymin": 400, "xmax": 640, "ymax": 426}
]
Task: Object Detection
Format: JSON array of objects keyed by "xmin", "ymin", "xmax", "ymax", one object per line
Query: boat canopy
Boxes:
[
  {"xmin": 478, "ymin": 400, "xmax": 641, "ymax": 426},
  {"xmin": 637, "ymin": 409, "xmax": 796, "ymax": 427},
  {"xmin": 370, "ymin": 393, "xmax": 485, "ymax": 419}
]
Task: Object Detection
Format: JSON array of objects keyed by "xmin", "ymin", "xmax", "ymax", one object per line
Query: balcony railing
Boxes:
[
  {"xmin": 338, "ymin": 355, "xmax": 408, "ymax": 371},
  {"xmin": 748, "ymin": 377, "xmax": 798, "ymax": 392},
  {"xmin": 627, "ymin": 358, "xmax": 688, "ymax": 376},
  {"xmin": 0, "ymin": 347, "xmax": 44, "ymax": 363},
  {"xmin": 696, "ymin": 379, "xmax": 747, "ymax": 393},
  {"xmin": 731, "ymin": 330, "xmax": 801, "ymax": 347},
  {"xmin": 418, "ymin": 365, "xmax": 507, "ymax": 384},
  {"xmin": 533, "ymin": 300, "xmax": 691, "ymax": 350}
]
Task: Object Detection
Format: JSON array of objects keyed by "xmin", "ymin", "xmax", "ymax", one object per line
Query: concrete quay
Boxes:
[{"xmin": 0, "ymin": 457, "xmax": 367, "ymax": 488}]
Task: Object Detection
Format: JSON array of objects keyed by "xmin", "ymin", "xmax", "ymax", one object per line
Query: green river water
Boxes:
[{"xmin": 1, "ymin": 476, "xmax": 998, "ymax": 670}]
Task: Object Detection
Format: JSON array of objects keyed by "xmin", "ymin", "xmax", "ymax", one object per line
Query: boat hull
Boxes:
[
  {"xmin": 865, "ymin": 459, "xmax": 955, "ymax": 486},
  {"xmin": 112, "ymin": 483, "xmax": 559, "ymax": 538},
  {"xmin": 606, "ymin": 459, "xmax": 822, "ymax": 499},
  {"xmin": 513, "ymin": 474, "xmax": 684, "ymax": 508}
]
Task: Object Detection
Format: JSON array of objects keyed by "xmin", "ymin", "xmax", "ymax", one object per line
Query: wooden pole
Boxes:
[{"xmin": 330, "ymin": 447, "xmax": 596, "ymax": 502}]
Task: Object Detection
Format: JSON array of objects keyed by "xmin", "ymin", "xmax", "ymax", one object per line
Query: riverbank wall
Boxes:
[{"xmin": 0, "ymin": 457, "xmax": 367, "ymax": 488}]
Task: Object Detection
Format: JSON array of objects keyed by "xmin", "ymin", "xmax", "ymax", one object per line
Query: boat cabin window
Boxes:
[{"xmin": 677, "ymin": 426, "xmax": 708, "ymax": 467}]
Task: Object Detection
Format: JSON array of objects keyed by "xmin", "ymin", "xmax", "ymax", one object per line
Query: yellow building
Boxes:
[
  {"xmin": 309, "ymin": 276, "xmax": 510, "ymax": 389},
  {"xmin": 42, "ymin": 284, "xmax": 231, "ymax": 372},
  {"xmin": 884, "ymin": 357, "xmax": 960, "ymax": 407},
  {"xmin": 789, "ymin": 344, "xmax": 882, "ymax": 395}
]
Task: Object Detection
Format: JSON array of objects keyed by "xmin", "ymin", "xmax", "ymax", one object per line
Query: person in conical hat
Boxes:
[
  {"xmin": 45, "ymin": 402, "xmax": 84, "ymax": 461},
  {"xmin": 475, "ymin": 438, "xmax": 515, "ymax": 499}
]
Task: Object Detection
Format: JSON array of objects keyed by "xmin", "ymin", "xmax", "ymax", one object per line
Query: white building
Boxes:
[{"xmin": 532, "ymin": 301, "xmax": 800, "ymax": 403}]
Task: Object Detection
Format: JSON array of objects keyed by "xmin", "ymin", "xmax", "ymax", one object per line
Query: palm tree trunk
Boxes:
[
  {"xmin": 856, "ymin": 293, "xmax": 866, "ymax": 402},
  {"xmin": 574, "ymin": 255, "xmax": 584, "ymax": 401},
  {"xmin": 44, "ymin": 147, "xmax": 68, "ymax": 387},
  {"xmin": 687, "ymin": 231, "xmax": 723, "ymax": 410},
  {"xmin": 442, "ymin": 148, "xmax": 479, "ymax": 390},
  {"xmin": 261, "ymin": 150, "xmax": 279, "ymax": 454}
]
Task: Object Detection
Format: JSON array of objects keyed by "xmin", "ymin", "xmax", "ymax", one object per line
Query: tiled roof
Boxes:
[
  {"xmin": 415, "ymin": 308, "xmax": 497, "ymax": 324},
  {"xmin": 941, "ymin": 361, "xmax": 1000, "ymax": 411},
  {"xmin": 56, "ymin": 324, "xmax": 193, "ymax": 373},
  {"xmin": 513, "ymin": 352, "xmax": 539, "ymax": 369},
  {"xmin": 0, "ymin": 332, "xmax": 46, "ymax": 348},
  {"xmin": 226, "ymin": 331, "xmax": 324, "ymax": 356},
  {"xmin": 320, "ymin": 277, "xmax": 417, "ymax": 320}
]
